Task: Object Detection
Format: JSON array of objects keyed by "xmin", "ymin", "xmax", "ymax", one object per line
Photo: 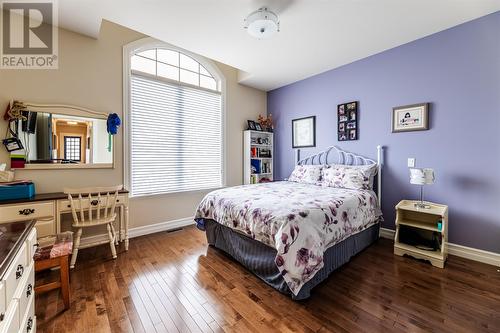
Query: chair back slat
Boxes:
[
  {"xmin": 88, "ymin": 194, "xmax": 93, "ymax": 222},
  {"xmin": 97, "ymin": 193, "xmax": 101, "ymax": 220},
  {"xmin": 64, "ymin": 185, "xmax": 123, "ymax": 226},
  {"xmin": 78, "ymin": 194, "xmax": 85, "ymax": 223},
  {"xmin": 110, "ymin": 191, "xmax": 118, "ymax": 217},
  {"xmin": 68, "ymin": 194, "xmax": 79, "ymax": 224},
  {"xmin": 105, "ymin": 192, "xmax": 110, "ymax": 219}
]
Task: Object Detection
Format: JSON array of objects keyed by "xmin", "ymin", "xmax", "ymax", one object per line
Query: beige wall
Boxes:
[{"xmin": 0, "ymin": 21, "xmax": 266, "ymax": 228}]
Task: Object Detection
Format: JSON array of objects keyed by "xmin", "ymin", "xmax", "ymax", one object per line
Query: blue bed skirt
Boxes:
[{"xmin": 197, "ymin": 218, "xmax": 380, "ymax": 300}]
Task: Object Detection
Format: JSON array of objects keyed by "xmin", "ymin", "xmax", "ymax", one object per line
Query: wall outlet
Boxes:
[{"xmin": 407, "ymin": 158, "xmax": 416, "ymax": 168}]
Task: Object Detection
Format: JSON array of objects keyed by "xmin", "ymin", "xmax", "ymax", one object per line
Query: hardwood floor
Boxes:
[{"xmin": 35, "ymin": 225, "xmax": 500, "ymax": 333}]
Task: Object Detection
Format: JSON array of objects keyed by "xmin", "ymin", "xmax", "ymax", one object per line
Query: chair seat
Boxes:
[
  {"xmin": 72, "ymin": 214, "xmax": 116, "ymax": 228},
  {"xmin": 34, "ymin": 232, "xmax": 73, "ymax": 261}
]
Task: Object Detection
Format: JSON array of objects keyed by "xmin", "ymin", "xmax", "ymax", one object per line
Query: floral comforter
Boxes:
[{"xmin": 194, "ymin": 181, "xmax": 382, "ymax": 295}]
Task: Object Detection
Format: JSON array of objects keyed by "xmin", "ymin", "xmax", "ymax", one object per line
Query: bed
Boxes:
[{"xmin": 195, "ymin": 146, "xmax": 383, "ymax": 300}]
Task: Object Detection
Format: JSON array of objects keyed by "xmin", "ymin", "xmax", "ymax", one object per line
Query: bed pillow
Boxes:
[
  {"xmin": 288, "ymin": 165, "xmax": 323, "ymax": 185},
  {"xmin": 321, "ymin": 164, "xmax": 377, "ymax": 190}
]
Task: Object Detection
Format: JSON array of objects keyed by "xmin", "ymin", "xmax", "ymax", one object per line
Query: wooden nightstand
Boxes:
[{"xmin": 394, "ymin": 200, "xmax": 448, "ymax": 268}]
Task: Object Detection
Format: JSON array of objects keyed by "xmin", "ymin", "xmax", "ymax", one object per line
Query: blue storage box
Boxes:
[{"xmin": 0, "ymin": 183, "xmax": 36, "ymax": 201}]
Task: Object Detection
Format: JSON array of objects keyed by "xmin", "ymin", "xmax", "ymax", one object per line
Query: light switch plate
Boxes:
[{"xmin": 408, "ymin": 158, "xmax": 415, "ymax": 168}]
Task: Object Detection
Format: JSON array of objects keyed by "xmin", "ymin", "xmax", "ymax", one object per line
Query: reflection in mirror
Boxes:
[{"xmin": 16, "ymin": 112, "xmax": 112, "ymax": 165}]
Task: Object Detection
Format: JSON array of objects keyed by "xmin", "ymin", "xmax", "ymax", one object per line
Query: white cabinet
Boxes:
[
  {"xmin": 0, "ymin": 225, "xmax": 36, "ymax": 333},
  {"xmin": 243, "ymin": 130, "xmax": 274, "ymax": 184}
]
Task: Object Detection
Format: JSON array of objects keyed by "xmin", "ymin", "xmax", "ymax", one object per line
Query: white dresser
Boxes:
[{"xmin": 0, "ymin": 221, "xmax": 37, "ymax": 333}]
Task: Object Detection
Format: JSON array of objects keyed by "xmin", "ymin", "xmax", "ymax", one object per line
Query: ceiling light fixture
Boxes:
[{"xmin": 244, "ymin": 7, "xmax": 280, "ymax": 39}]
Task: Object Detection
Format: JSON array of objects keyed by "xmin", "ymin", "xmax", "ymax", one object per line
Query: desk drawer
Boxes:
[
  {"xmin": 59, "ymin": 194, "xmax": 127, "ymax": 211},
  {"xmin": 34, "ymin": 219, "xmax": 54, "ymax": 239},
  {"xmin": 18, "ymin": 295, "xmax": 33, "ymax": 333},
  {"xmin": 3, "ymin": 243, "xmax": 27, "ymax": 305},
  {"xmin": 0, "ymin": 202, "xmax": 54, "ymax": 223},
  {"xmin": 0, "ymin": 299, "xmax": 19, "ymax": 333},
  {"xmin": 0, "ymin": 282, "xmax": 4, "ymax": 325},
  {"xmin": 15, "ymin": 264, "xmax": 33, "ymax": 321},
  {"xmin": 25, "ymin": 229, "xmax": 37, "ymax": 264}
]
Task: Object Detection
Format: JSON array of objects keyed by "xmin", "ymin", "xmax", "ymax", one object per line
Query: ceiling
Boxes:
[{"xmin": 59, "ymin": 0, "xmax": 500, "ymax": 91}]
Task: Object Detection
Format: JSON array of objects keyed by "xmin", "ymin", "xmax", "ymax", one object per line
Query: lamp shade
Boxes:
[{"xmin": 409, "ymin": 168, "xmax": 435, "ymax": 185}]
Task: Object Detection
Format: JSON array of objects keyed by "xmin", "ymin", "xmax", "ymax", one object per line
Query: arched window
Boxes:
[
  {"xmin": 131, "ymin": 48, "xmax": 220, "ymax": 91},
  {"xmin": 124, "ymin": 38, "xmax": 225, "ymax": 197}
]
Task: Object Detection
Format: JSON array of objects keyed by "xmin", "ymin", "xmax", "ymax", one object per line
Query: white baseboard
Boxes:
[
  {"xmin": 128, "ymin": 217, "xmax": 195, "ymax": 238},
  {"xmin": 79, "ymin": 217, "xmax": 195, "ymax": 249},
  {"xmin": 379, "ymin": 227, "xmax": 500, "ymax": 267},
  {"xmin": 379, "ymin": 227, "xmax": 395, "ymax": 240},
  {"xmin": 446, "ymin": 243, "xmax": 500, "ymax": 267}
]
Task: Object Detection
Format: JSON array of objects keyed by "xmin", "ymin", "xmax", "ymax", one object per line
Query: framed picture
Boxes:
[
  {"xmin": 338, "ymin": 101, "xmax": 358, "ymax": 141},
  {"xmin": 255, "ymin": 123, "xmax": 263, "ymax": 131},
  {"xmin": 392, "ymin": 103, "xmax": 429, "ymax": 132},
  {"xmin": 247, "ymin": 120, "xmax": 256, "ymax": 130},
  {"xmin": 292, "ymin": 116, "xmax": 316, "ymax": 148}
]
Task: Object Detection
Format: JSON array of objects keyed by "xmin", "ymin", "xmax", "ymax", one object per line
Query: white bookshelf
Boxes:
[{"xmin": 243, "ymin": 130, "xmax": 274, "ymax": 184}]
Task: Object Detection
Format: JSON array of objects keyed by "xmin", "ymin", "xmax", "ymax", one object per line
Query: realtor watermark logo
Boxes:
[{"xmin": 1, "ymin": 0, "xmax": 58, "ymax": 69}]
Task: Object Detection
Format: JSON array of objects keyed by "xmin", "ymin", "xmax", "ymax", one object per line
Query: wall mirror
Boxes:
[{"xmin": 9, "ymin": 103, "xmax": 114, "ymax": 169}]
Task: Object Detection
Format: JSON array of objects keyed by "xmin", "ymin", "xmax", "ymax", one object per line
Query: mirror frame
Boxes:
[{"xmin": 11, "ymin": 102, "xmax": 115, "ymax": 170}]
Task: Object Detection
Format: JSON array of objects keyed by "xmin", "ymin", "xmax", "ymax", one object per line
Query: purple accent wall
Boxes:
[{"xmin": 268, "ymin": 12, "xmax": 500, "ymax": 253}]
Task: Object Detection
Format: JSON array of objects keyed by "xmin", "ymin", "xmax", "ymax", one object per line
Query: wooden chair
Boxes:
[
  {"xmin": 34, "ymin": 232, "xmax": 73, "ymax": 310},
  {"xmin": 64, "ymin": 185, "xmax": 122, "ymax": 269}
]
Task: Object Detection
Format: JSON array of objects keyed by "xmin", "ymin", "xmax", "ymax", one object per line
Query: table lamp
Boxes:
[{"xmin": 409, "ymin": 168, "xmax": 435, "ymax": 209}]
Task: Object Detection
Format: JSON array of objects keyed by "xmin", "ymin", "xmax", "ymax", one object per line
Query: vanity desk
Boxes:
[{"xmin": 0, "ymin": 190, "xmax": 130, "ymax": 250}]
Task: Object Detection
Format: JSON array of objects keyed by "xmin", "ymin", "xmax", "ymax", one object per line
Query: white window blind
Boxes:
[{"xmin": 130, "ymin": 73, "xmax": 223, "ymax": 196}]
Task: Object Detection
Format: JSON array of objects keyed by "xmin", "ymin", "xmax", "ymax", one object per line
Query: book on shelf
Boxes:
[
  {"xmin": 250, "ymin": 147, "xmax": 257, "ymax": 157},
  {"xmin": 251, "ymin": 159, "xmax": 261, "ymax": 174},
  {"xmin": 250, "ymin": 147, "xmax": 272, "ymax": 158}
]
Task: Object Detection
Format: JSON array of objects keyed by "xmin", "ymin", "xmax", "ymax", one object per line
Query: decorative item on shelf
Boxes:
[
  {"xmin": 10, "ymin": 151, "xmax": 26, "ymax": 168},
  {"xmin": 247, "ymin": 120, "xmax": 257, "ymax": 130},
  {"xmin": 257, "ymin": 114, "xmax": 274, "ymax": 132},
  {"xmin": 292, "ymin": 116, "xmax": 316, "ymax": 148},
  {"xmin": 409, "ymin": 168, "xmax": 435, "ymax": 209},
  {"xmin": 106, "ymin": 113, "xmax": 121, "ymax": 152},
  {"xmin": 259, "ymin": 148, "xmax": 272, "ymax": 158},
  {"xmin": 337, "ymin": 101, "xmax": 358, "ymax": 141},
  {"xmin": 2, "ymin": 101, "xmax": 26, "ymax": 153},
  {"xmin": 0, "ymin": 164, "xmax": 14, "ymax": 182},
  {"xmin": 2, "ymin": 137, "xmax": 23, "ymax": 152},
  {"xmin": 392, "ymin": 103, "xmax": 429, "ymax": 132},
  {"xmin": 255, "ymin": 123, "xmax": 263, "ymax": 131}
]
